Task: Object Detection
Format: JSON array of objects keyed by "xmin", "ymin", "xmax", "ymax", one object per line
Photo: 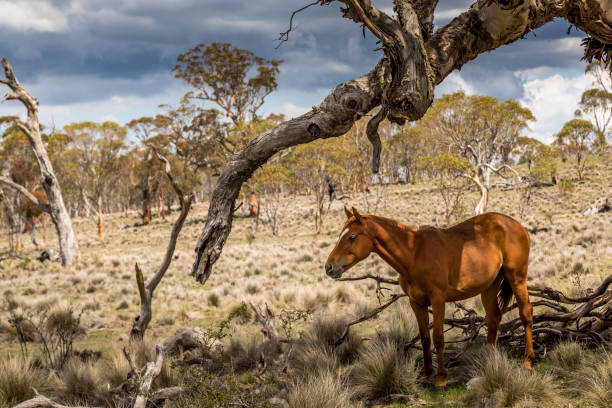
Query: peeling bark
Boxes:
[{"xmin": 191, "ymin": 0, "xmax": 612, "ymax": 284}]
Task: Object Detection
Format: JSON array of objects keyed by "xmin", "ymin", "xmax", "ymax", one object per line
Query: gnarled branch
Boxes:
[{"xmin": 191, "ymin": 0, "xmax": 612, "ymax": 284}]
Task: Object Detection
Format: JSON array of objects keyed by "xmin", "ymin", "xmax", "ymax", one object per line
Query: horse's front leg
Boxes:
[
  {"xmin": 409, "ymin": 298, "xmax": 432, "ymax": 381},
  {"xmin": 432, "ymin": 297, "xmax": 447, "ymax": 388}
]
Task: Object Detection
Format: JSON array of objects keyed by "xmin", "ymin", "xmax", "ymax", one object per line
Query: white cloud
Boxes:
[
  {"xmin": 0, "ymin": 1, "xmax": 68, "ymax": 32},
  {"xmin": 436, "ymin": 72, "xmax": 476, "ymax": 96},
  {"xmin": 274, "ymin": 103, "xmax": 309, "ymax": 119},
  {"xmin": 0, "ymin": 75, "xmax": 188, "ymax": 129},
  {"xmin": 519, "ymin": 71, "xmax": 592, "ymax": 142}
]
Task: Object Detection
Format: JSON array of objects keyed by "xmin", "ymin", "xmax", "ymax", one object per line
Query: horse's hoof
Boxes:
[
  {"xmin": 522, "ymin": 360, "xmax": 532, "ymax": 370},
  {"xmin": 435, "ymin": 376, "xmax": 447, "ymax": 388}
]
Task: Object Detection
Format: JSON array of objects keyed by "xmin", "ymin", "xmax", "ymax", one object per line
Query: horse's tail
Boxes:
[{"xmin": 497, "ymin": 274, "xmax": 513, "ymax": 314}]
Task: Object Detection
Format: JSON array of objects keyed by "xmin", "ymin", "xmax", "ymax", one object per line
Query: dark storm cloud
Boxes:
[{"xmin": 0, "ymin": 0, "xmax": 589, "ymax": 107}]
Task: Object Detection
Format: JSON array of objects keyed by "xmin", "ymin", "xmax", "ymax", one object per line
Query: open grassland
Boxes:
[{"xmin": 0, "ymin": 156, "xmax": 610, "ymax": 407}]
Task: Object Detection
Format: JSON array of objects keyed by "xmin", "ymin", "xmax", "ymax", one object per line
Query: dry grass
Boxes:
[
  {"xmin": 464, "ymin": 348, "xmax": 566, "ymax": 408},
  {"xmin": 0, "ymin": 356, "xmax": 53, "ymax": 406},
  {"xmin": 57, "ymin": 358, "xmax": 102, "ymax": 405},
  {"xmin": 572, "ymin": 349, "xmax": 612, "ymax": 407},
  {"xmin": 287, "ymin": 371, "xmax": 358, "ymax": 408},
  {"xmin": 350, "ymin": 338, "xmax": 419, "ymax": 400},
  {"xmin": 0, "ymin": 156, "xmax": 610, "ymax": 407}
]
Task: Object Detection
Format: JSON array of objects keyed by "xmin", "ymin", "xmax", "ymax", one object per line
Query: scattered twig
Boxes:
[
  {"xmin": 276, "ymin": 1, "xmax": 328, "ymax": 47},
  {"xmin": 335, "ymin": 293, "xmax": 407, "ymax": 347}
]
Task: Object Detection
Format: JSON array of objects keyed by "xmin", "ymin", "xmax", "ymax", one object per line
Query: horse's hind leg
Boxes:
[
  {"xmin": 431, "ymin": 297, "xmax": 447, "ymax": 387},
  {"xmin": 505, "ymin": 266, "xmax": 534, "ymax": 369},
  {"xmin": 409, "ymin": 298, "xmax": 433, "ymax": 381},
  {"xmin": 481, "ymin": 276, "xmax": 503, "ymax": 348}
]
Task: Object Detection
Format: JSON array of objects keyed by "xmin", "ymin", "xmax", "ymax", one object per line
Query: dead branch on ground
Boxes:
[
  {"xmin": 334, "ymin": 273, "xmax": 612, "ymax": 349},
  {"xmin": 13, "ymin": 388, "xmax": 102, "ymax": 408}
]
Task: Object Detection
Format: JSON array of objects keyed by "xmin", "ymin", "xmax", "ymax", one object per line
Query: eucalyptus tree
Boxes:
[
  {"xmin": 555, "ymin": 119, "xmax": 596, "ymax": 180},
  {"xmin": 422, "ymin": 92, "xmax": 534, "ymax": 214},
  {"xmin": 577, "ymin": 88, "xmax": 612, "ymax": 151},
  {"xmin": 191, "ymin": 0, "xmax": 612, "ymax": 284}
]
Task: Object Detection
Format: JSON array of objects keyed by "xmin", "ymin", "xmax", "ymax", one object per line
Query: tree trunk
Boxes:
[
  {"xmin": 159, "ymin": 190, "xmax": 166, "ymax": 221},
  {"xmin": 475, "ymin": 167, "xmax": 491, "ymax": 215},
  {"xmin": 97, "ymin": 195, "xmax": 104, "ymax": 242},
  {"xmin": 0, "ymin": 58, "xmax": 79, "ymax": 266},
  {"xmin": 191, "ymin": 0, "xmax": 612, "ymax": 284},
  {"xmin": 142, "ymin": 174, "xmax": 151, "ymax": 225}
]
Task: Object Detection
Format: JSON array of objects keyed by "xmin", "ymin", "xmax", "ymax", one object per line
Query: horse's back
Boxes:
[{"xmin": 457, "ymin": 212, "xmax": 530, "ymax": 270}]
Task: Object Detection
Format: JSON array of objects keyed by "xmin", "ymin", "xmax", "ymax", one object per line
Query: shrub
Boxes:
[
  {"xmin": 288, "ymin": 371, "xmax": 357, "ymax": 408},
  {"xmin": 208, "ymin": 293, "xmax": 220, "ymax": 307},
  {"xmin": 0, "ymin": 357, "xmax": 53, "ymax": 406},
  {"xmin": 464, "ymin": 348, "xmax": 565, "ymax": 408},
  {"xmin": 350, "ymin": 339, "xmax": 419, "ymax": 400}
]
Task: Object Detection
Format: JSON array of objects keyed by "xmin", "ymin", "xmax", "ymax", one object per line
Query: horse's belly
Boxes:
[{"xmin": 446, "ymin": 246, "xmax": 502, "ymax": 301}]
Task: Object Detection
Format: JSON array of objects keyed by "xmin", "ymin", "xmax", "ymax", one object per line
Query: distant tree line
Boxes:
[{"xmin": 1, "ymin": 44, "xmax": 609, "ymax": 255}]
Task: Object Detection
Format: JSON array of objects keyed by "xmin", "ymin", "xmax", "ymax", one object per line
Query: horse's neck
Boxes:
[{"xmin": 367, "ymin": 219, "xmax": 414, "ymax": 272}]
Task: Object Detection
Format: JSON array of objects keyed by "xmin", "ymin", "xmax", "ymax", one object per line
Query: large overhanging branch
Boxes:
[
  {"xmin": 191, "ymin": 0, "xmax": 612, "ymax": 284},
  {"xmin": 341, "ymin": 0, "xmax": 434, "ymax": 122}
]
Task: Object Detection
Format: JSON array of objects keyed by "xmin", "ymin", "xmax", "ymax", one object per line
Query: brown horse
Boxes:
[{"xmin": 325, "ymin": 207, "xmax": 533, "ymax": 387}]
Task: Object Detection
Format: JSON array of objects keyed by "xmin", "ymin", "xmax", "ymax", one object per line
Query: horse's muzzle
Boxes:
[{"xmin": 325, "ymin": 263, "xmax": 342, "ymax": 279}]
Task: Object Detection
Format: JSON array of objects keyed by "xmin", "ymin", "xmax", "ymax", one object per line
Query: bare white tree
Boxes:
[{"xmin": 0, "ymin": 57, "xmax": 79, "ymax": 265}]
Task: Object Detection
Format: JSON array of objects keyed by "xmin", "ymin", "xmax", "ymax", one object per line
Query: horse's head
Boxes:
[{"xmin": 325, "ymin": 206, "xmax": 374, "ymax": 279}]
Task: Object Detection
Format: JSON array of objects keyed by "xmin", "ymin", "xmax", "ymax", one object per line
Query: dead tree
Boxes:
[
  {"xmin": 0, "ymin": 57, "xmax": 79, "ymax": 266},
  {"xmin": 191, "ymin": 0, "xmax": 612, "ymax": 284},
  {"xmin": 130, "ymin": 153, "xmax": 194, "ymax": 340}
]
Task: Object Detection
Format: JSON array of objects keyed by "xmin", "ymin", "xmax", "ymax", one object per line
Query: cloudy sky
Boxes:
[{"xmin": 0, "ymin": 0, "xmax": 599, "ymax": 142}]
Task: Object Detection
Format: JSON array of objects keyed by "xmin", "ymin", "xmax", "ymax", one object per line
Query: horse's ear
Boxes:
[
  {"xmin": 351, "ymin": 207, "xmax": 362, "ymax": 223},
  {"xmin": 344, "ymin": 206, "xmax": 352, "ymax": 219}
]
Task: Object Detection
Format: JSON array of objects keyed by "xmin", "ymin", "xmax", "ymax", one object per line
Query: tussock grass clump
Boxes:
[
  {"xmin": 572, "ymin": 349, "xmax": 612, "ymax": 407},
  {"xmin": 464, "ymin": 348, "xmax": 565, "ymax": 408},
  {"xmin": 225, "ymin": 334, "xmax": 262, "ymax": 371},
  {"xmin": 287, "ymin": 371, "xmax": 357, "ymax": 408},
  {"xmin": 57, "ymin": 358, "xmax": 102, "ymax": 405},
  {"xmin": 208, "ymin": 292, "xmax": 220, "ymax": 307},
  {"xmin": 0, "ymin": 357, "xmax": 53, "ymax": 406},
  {"xmin": 350, "ymin": 338, "xmax": 419, "ymax": 400},
  {"xmin": 377, "ymin": 301, "xmax": 418, "ymax": 350},
  {"xmin": 548, "ymin": 341, "xmax": 587, "ymax": 376},
  {"xmin": 100, "ymin": 347, "xmax": 131, "ymax": 388},
  {"xmin": 292, "ymin": 314, "xmax": 362, "ymax": 376}
]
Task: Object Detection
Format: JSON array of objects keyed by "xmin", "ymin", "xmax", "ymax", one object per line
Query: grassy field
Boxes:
[{"xmin": 0, "ymin": 156, "xmax": 610, "ymax": 407}]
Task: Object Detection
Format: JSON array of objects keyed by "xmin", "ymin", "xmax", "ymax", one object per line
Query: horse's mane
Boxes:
[{"xmin": 365, "ymin": 214, "xmax": 418, "ymax": 232}]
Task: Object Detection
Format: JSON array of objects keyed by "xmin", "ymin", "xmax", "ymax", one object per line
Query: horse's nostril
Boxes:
[{"xmin": 326, "ymin": 263, "xmax": 333, "ymax": 274}]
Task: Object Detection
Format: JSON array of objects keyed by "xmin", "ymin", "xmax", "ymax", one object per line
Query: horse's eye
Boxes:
[{"xmin": 348, "ymin": 235, "xmax": 356, "ymax": 241}]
